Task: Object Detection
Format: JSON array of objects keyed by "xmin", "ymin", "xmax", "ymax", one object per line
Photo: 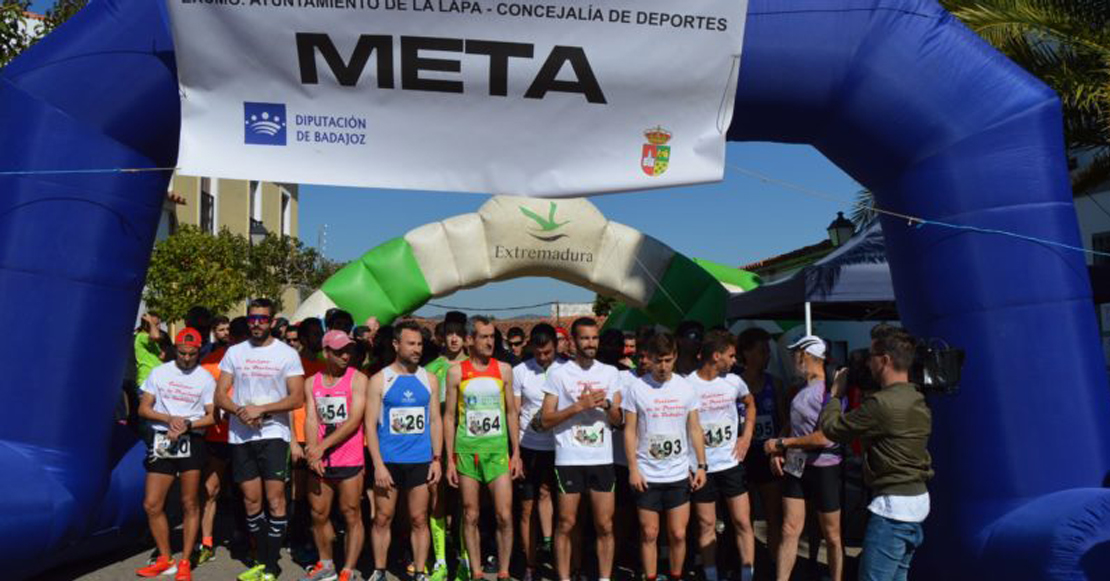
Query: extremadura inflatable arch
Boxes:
[
  {"xmin": 2, "ymin": 0, "xmax": 1110, "ymax": 579},
  {"xmin": 292, "ymin": 196, "xmax": 730, "ymax": 329}
]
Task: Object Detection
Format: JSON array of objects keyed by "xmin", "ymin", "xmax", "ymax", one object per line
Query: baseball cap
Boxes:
[
  {"xmin": 323, "ymin": 329, "xmax": 354, "ymax": 351},
  {"xmin": 787, "ymin": 334, "xmax": 827, "ymax": 360},
  {"xmin": 555, "ymin": 327, "xmax": 570, "ymax": 339},
  {"xmin": 175, "ymin": 327, "xmax": 203, "ymax": 348}
]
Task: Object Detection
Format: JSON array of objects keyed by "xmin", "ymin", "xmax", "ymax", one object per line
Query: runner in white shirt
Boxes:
[
  {"xmin": 687, "ymin": 330, "xmax": 756, "ymax": 581},
  {"xmin": 622, "ymin": 332, "xmax": 707, "ymax": 581},
  {"xmin": 513, "ymin": 324, "xmax": 560, "ymax": 581},
  {"xmin": 540, "ymin": 317, "xmax": 622, "ymax": 581},
  {"xmin": 214, "ymin": 298, "xmax": 305, "ymax": 581},
  {"xmin": 135, "ymin": 328, "xmax": 217, "ymax": 580}
]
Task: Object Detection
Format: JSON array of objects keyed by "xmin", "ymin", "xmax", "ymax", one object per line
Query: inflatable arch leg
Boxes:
[{"xmin": 1, "ymin": 0, "xmax": 1109, "ymax": 579}]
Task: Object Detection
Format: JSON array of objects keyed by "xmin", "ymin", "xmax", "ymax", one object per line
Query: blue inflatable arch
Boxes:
[{"xmin": 2, "ymin": 0, "xmax": 1109, "ymax": 578}]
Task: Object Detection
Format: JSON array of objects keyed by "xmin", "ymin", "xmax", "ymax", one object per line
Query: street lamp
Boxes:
[
  {"xmin": 250, "ymin": 218, "xmax": 268, "ymax": 246},
  {"xmin": 827, "ymin": 212, "xmax": 855, "ymax": 247}
]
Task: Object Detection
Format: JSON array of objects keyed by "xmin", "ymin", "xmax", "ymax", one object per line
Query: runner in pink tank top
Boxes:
[
  {"xmin": 303, "ymin": 329, "xmax": 369, "ymax": 581},
  {"xmin": 313, "ymin": 366, "xmax": 365, "ymax": 473}
]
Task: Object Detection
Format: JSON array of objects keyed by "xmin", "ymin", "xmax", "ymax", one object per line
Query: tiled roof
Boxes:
[{"xmin": 740, "ymin": 239, "xmax": 833, "ymax": 271}]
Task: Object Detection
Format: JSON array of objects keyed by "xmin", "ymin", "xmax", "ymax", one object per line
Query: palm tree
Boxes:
[{"xmin": 941, "ymin": 0, "xmax": 1110, "ymax": 193}]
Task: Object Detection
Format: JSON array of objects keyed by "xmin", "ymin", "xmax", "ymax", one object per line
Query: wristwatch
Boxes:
[
  {"xmin": 776, "ymin": 438, "xmax": 786, "ymax": 452},
  {"xmin": 697, "ymin": 463, "xmax": 708, "ymax": 471},
  {"xmin": 184, "ymin": 419, "xmax": 193, "ymax": 431},
  {"xmin": 602, "ymin": 399, "xmax": 612, "ymax": 410}
]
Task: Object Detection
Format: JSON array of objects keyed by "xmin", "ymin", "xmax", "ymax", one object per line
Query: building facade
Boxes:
[{"xmin": 156, "ymin": 175, "xmax": 303, "ymax": 316}]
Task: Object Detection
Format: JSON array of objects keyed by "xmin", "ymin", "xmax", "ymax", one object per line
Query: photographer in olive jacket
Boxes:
[{"xmin": 819, "ymin": 325, "xmax": 933, "ymax": 581}]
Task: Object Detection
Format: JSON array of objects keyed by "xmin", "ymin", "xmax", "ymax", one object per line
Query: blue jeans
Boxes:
[{"xmin": 859, "ymin": 513, "xmax": 924, "ymax": 581}]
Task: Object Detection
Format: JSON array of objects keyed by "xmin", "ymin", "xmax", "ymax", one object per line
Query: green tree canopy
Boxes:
[{"xmin": 143, "ymin": 226, "xmax": 250, "ymax": 323}]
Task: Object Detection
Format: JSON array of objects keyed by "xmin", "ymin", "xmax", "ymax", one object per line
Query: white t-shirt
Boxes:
[
  {"xmin": 141, "ymin": 361, "xmax": 217, "ymax": 433},
  {"xmin": 219, "ymin": 339, "xmax": 304, "ymax": 444},
  {"xmin": 514, "ymin": 359, "xmax": 560, "ymax": 452},
  {"xmin": 622, "ymin": 373, "xmax": 698, "ymax": 483},
  {"xmin": 686, "ymin": 371, "xmax": 749, "ymax": 473},
  {"xmin": 612, "ymin": 369, "xmax": 642, "ymax": 467},
  {"xmin": 542, "ymin": 359, "xmax": 621, "ymax": 466}
]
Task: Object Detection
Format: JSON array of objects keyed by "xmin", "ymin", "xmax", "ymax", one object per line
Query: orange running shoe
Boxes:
[
  {"xmin": 136, "ymin": 555, "xmax": 177, "ymax": 577},
  {"xmin": 174, "ymin": 558, "xmax": 192, "ymax": 581}
]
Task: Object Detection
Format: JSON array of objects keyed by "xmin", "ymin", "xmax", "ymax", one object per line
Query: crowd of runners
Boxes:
[{"xmin": 130, "ymin": 298, "xmax": 931, "ymax": 581}]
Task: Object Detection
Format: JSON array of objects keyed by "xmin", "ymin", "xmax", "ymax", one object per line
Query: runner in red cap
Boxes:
[
  {"xmin": 555, "ymin": 327, "xmax": 573, "ymax": 362},
  {"xmin": 135, "ymin": 328, "xmax": 217, "ymax": 580}
]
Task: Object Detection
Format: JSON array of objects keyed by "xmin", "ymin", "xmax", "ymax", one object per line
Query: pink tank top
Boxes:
[{"xmin": 313, "ymin": 367, "xmax": 364, "ymax": 468}]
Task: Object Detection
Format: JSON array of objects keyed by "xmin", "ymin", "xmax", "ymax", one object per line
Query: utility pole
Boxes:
[{"xmin": 317, "ymin": 223, "xmax": 328, "ymax": 255}]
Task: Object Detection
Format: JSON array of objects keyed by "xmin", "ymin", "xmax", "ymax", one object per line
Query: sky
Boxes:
[
  {"xmin": 27, "ymin": 1, "xmax": 864, "ymax": 318},
  {"xmin": 295, "ymin": 143, "xmax": 862, "ymax": 317}
]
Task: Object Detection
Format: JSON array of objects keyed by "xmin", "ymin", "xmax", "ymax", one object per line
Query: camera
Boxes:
[{"xmin": 911, "ymin": 339, "xmax": 965, "ymax": 396}]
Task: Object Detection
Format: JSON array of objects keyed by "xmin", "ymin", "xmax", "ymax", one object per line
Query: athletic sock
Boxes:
[
  {"xmin": 431, "ymin": 515, "xmax": 447, "ymax": 564},
  {"xmin": 669, "ymin": 572, "xmax": 683, "ymax": 581},
  {"xmin": 703, "ymin": 566, "xmax": 718, "ymax": 581},
  {"xmin": 246, "ymin": 512, "xmax": 267, "ymax": 564},
  {"xmin": 202, "ymin": 536, "xmax": 214, "ymax": 548},
  {"xmin": 266, "ymin": 515, "xmax": 288, "ymax": 572},
  {"xmin": 740, "ymin": 565, "xmax": 754, "ymax": 581},
  {"xmin": 321, "ymin": 559, "xmax": 335, "ymax": 569}
]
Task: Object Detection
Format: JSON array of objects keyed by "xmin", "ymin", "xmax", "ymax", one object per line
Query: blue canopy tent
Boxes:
[{"xmin": 727, "ymin": 223, "xmax": 897, "ymax": 322}]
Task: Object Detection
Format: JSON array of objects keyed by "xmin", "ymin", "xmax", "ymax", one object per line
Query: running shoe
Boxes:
[
  {"xmin": 173, "ymin": 559, "xmax": 192, "ymax": 581},
  {"xmin": 237, "ymin": 563, "xmax": 267, "ymax": 581},
  {"xmin": 522, "ymin": 568, "xmax": 534, "ymax": 581},
  {"xmin": 339, "ymin": 569, "xmax": 363, "ymax": 581},
  {"xmin": 415, "ymin": 573, "xmax": 430, "ymax": 581},
  {"xmin": 300, "ymin": 561, "xmax": 338, "ymax": 581},
  {"xmin": 261, "ymin": 574, "xmax": 277, "ymax": 581},
  {"xmin": 195, "ymin": 545, "xmax": 216, "ymax": 566},
  {"xmin": 454, "ymin": 562, "xmax": 472, "ymax": 581},
  {"xmin": 135, "ymin": 555, "xmax": 176, "ymax": 577},
  {"xmin": 430, "ymin": 562, "xmax": 449, "ymax": 581},
  {"xmin": 484, "ymin": 556, "xmax": 498, "ymax": 575},
  {"xmin": 367, "ymin": 569, "xmax": 388, "ymax": 581}
]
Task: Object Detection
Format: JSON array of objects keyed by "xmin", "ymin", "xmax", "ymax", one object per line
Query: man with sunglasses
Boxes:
[
  {"xmin": 215, "ymin": 298, "xmax": 306, "ymax": 581},
  {"xmin": 819, "ymin": 325, "xmax": 933, "ymax": 581},
  {"xmin": 506, "ymin": 327, "xmax": 526, "ymax": 365}
]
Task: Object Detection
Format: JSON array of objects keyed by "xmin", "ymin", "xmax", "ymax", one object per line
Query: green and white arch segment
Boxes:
[
  {"xmin": 603, "ymin": 258, "xmax": 761, "ymax": 331},
  {"xmin": 295, "ymin": 196, "xmax": 733, "ymax": 329}
]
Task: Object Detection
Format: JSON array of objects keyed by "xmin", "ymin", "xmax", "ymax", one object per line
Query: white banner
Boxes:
[{"xmin": 167, "ymin": 0, "xmax": 747, "ymax": 197}]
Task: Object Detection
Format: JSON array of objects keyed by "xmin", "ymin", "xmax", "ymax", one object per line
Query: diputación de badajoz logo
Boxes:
[
  {"xmin": 244, "ymin": 102, "xmax": 288, "ymax": 146},
  {"xmin": 520, "ymin": 202, "xmax": 570, "ymax": 242}
]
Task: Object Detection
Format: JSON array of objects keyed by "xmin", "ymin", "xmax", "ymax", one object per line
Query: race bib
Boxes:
[
  {"xmin": 316, "ymin": 396, "xmax": 349, "ymax": 425},
  {"xmin": 466, "ymin": 409, "xmax": 502, "ymax": 437},
  {"xmin": 571, "ymin": 422, "xmax": 606, "ymax": 448},
  {"xmin": 753, "ymin": 415, "xmax": 775, "ymax": 441},
  {"xmin": 648, "ymin": 433, "xmax": 683, "ymax": 460},
  {"xmin": 153, "ymin": 432, "xmax": 191, "ymax": 459},
  {"xmin": 703, "ymin": 422, "xmax": 735, "ymax": 449},
  {"xmin": 390, "ymin": 406, "xmax": 426, "ymax": 435},
  {"xmin": 784, "ymin": 448, "xmax": 806, "ymax": 478}
]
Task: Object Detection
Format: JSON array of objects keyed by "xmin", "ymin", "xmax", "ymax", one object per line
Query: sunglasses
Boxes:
[
  {"xmin": 247, "ymin": 315, "xmax": 272, "ymax": 323},
  {"xmin": 508, "ymin": 341, "xmax": 524, "ymax": 347}
]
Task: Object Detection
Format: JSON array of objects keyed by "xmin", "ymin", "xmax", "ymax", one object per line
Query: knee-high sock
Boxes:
[
  {"xmin": 246, "ymin": 512, "xmax": 266, "ymax": 562},
  {"xmin": 431, "ymin": 515, "xmax": 447, "ymax": 565},
  {"xmin": 266, "ymin": 515, "xmax": 288, "ymax": 573}
]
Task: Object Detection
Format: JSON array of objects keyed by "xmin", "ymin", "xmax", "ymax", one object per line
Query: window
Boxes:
[
  {"xmin": 1094, "ymin": 232, "xmax": 1110, "ymax": 266},
  {"xmin": 249, "ymin": 180, "xmax": 262, "ymax": 223},
  {"xmin": 280, "ymin": 189, "xmax": 291, "ymax": 236},
  {"xmin": 200, "ymin": 178, "xmax": 215, "ymax": 234}
]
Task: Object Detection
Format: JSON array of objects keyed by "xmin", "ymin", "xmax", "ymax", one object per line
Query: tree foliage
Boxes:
[
  {"xmin": 144, "ymin": 226, "xmax": 342, "ymax": 322},
  {"xmin": 941, "ymin": 0, "xmax": 1110, "ymax": 193},
  {"xmin": 593, "ymin": 293, "xmax": 617, "ymax": 317},
  {"xmin": 1, "ymin": 0, "xmax": 86, "ymax": 68},
  {"xmin": 144, "ymin": 226, "xmax": 250, "ymax": 323}
]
